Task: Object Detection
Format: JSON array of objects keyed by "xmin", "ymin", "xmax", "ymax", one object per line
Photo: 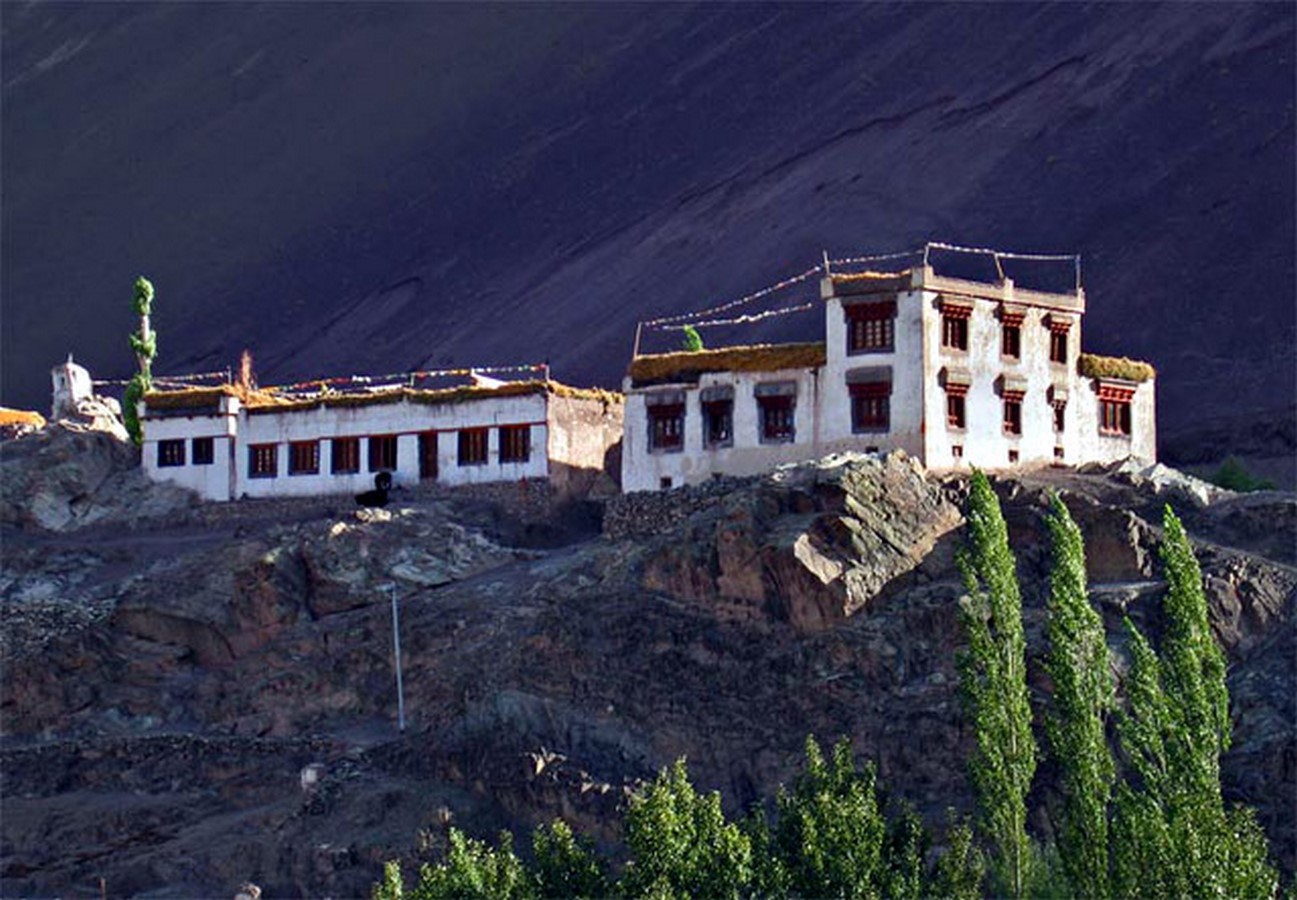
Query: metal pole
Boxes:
[
  {"xmin": 632, "ymin": 321, "xmax": 643, "ymax": 359},
  {"xmin": 385, "ymin": 583, "xmax": 406, "ymax": 732}
]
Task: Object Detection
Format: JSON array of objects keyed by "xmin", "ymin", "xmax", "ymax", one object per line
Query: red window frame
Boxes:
[
  {"xmin": 458, "ymin": 428, "xmax": 489, "ymax": 465},
  {"xmin": 849, "ymin": 381, "xmax": 890, "ymax": 433},
  {"xmin": 499, "ymin": 425, "xmax": 530, "ymax": 463},
  {"xmin": 368, "ymin": 434, "xmax": 398, "ymax": 472},
  {"xmin": 289, "ymin": 440, "xmax": 320, "ymax": 475},
  {"xmin": 759, "ymin": 395, "xmax": 795, "ymax": 442},
  {"xmin": 249, "ymin": 443, "xmax": 277, "ymax": 478},
  {"xmin": 1003, "ymin": 399, "xmax": 1023, "ymax": 436},
  {"xmin": 648, "ymin": 404, "xmax": 685, "ymax": 452},
  {"xmin": 191, "ymin": 437, "xmax": 215, "ymax": 466},
  {"xmin": 332, "ymin": 438, "xmax": 360, "ymax": 474},
  {"xmin": 947, "ymin": 394, "xmax": 966, "ymax": 430},
  {"xmin": 1049, "ymin": 330, "xmax": 1068, "ymax": 364}
]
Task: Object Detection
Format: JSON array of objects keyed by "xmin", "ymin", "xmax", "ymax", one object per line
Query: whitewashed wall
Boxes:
[
  {"xmin": 140, "ymin": 397, "xmax": 239, "ymax": 501},
  {"xmin": 920, "ymin": 291, "xmax": 1080, "ymax": 470},
  {"xmin": 819, "ymin": 284, "xmax": 926, "ymax": 458},
  {"xmin": 622, "ymin": 367, "xmax": 822, "ymax": 492},
  {"xmin": 1071, "ymin": 377, "xmax": 1157, "ymax": 465},
  {"xmin": 236, "ymin": 393, "xmax": 549, "ymax": 498}
]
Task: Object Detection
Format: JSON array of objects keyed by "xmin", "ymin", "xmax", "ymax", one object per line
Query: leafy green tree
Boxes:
[
  {"xmin": 1041, "ymin": 494, "xmax": 1114, "ymax": 899},
  {"xmin": 394, "ymin": 828, "xmax": 533, "ymax": 900},
  {"xmin": 123, "ymin": 276, "xmax": 156, "ymax": 445},
  {"xmin": 680, "ymin": 325, "xmax": 704, "ymax": 352},
  {"xmin": 928, "ymin": 816, "xmax": 985, "ymax": 900},
  {"xmin": 1112, "ymin": 506, "xmax": 1277, "ymax": 898},
  {"xmin": 764, "ymin": 735, "xmax": 888, "ymax": 899},
  {"xmin": 955, "ymin": 470, "xmax": 1037, "ymax": 899},
  {"xmin": 619, "ymin": 758, "xmax": 752, "ymax": 900},
  {"xmin": 881, "ymin": 803, "xmax": 928, "ymax": 900},
  {"xmin": 531, "ymin": 819, "xmax": 608, "ymax": 899}
]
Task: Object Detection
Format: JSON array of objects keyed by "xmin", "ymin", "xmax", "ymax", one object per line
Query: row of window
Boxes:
[
  {"xmin": 156, "ymin": 425, "xmax": 534, "ymax": 475},
  {"xmin": 646, "ymin": 382, "xmax": 1133, "ymax": 451},
  {"xmin": 843, "ymin": 298, "xmax": 1070, "ymax": 364}
]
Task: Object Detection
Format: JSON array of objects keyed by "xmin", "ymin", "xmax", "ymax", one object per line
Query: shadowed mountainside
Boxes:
[{"xmin": 3, "ymin": 4, "xmax": 1294, "ymax": 454}]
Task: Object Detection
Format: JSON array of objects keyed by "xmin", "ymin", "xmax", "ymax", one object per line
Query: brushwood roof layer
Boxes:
[
  {"xmin": 629, "ymin": 342, "xmax": 827, "ymax": 388},
  {"xmin": 143, "ymin": 380, "xmax": 620, "ymax": 415},
  {"xmin": 1078, "ymin": 354, "xmax": 1156, "ymax": 383}
]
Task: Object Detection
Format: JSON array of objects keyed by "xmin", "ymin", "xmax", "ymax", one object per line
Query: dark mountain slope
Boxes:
[{"xmin": 3, "ymin": 4, "xmax": 1293, "ymax": 448}]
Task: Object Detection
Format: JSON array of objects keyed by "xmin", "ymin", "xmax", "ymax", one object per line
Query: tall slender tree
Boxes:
[
  {"xmin": 1112, "ymin": 505, "xmax": 1277, "ymax": 898},
  {"xmin": 955, "ymin": 469, "xmax": 1036, "ymax": 899},
  {"xmin": 1041, "ymin": 493, "xmax": 1115, "ymax": 898},
  {"xmin": 123, "ymin": 275, "xmax": 156, "ymax": 445}
]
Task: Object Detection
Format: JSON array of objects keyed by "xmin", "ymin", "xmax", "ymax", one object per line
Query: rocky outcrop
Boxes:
[
  {"xmin": 0, "ymin": 422, "xmax": 192, "ymax": 531},
  {"xmin": 637, "ymin": 452, "xmax": 963, "ymax": 630}
]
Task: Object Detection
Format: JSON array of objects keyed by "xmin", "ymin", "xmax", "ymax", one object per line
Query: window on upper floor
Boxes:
[
  {"xmin": 499, "ymin": 425, "xmax": 530, "ymax": 463},
  {"xmin": 289, "ymin": 440, "xmax": 320, "ymax": 475},
  {"xmin": 157, "ymin": 439, "xmax": 185, "ymax": 468},
  {"xmin": 942, "ymin": 314, "xmax": 968, "ymax": 351},
  {"xmin": 1002, "ymin": 323, "xmax": 1021, "ymax": 360},
  {"xmin": 458, "ymin": 428, "xmax": 489, "ymax": 465},
  {"xmin": 1050, "ymin": 330, "xmax": 1069, "ymax": 365},
  {"xmin": 332, "ymin": 438, "xmax": 360, "ymax": 474},
  {"xmin": 249, "ymin": 443, "xmax": 277, "ymax": 478},
  {"xmin": 1053, "ymin": 402, "xmax": 1066, "ymax": 433},
  {"xmin": 369, "ymin": 435, "xmax": 399, "ymax": 471},
  {"xmin": 845, "ymin": 299, "xmax": 896, "ymax": 354},
  {"xmin": 192, "ymin": 437, "xmax": 215, "ymax": 466}
]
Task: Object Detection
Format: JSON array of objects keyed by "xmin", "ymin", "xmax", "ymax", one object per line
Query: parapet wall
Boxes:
[{"xmin": 602, "ymin": 475, "xmax": 753, "ymax": 541}]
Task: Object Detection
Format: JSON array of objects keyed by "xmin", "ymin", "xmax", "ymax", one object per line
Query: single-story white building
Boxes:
[
  {"xmin": 622, "ymin": 255, "xmax": 1155, "ymax": 492},
  {"xmin": 140, "ymin": 377, "xmax": 623, "ymax": 502}
]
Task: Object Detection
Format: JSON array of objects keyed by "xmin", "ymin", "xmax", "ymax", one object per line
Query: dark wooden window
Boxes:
[
  {"xmin": 1054, "ymin": 446, "xmax": 1066, "ymax": 462},
  {"xmin": 1003, "ymin": 399, "xmax": 1022, "ymax": 436},
  {"xmin": 1002, "ymin": 324, "xmax": 1021, "ymax": 359},
  {"xmin": 648, "ymin": 404, "xmax": 684, "ymax": 452},
  {"xmin": 759, "ymin": 395, "xmax": 795, "ymax": 442},
  {"xmin": 458, "ymin": 428, "xmax": 488, "ymax": 465},
  {"xmin": 703, "ymin": 400, "xmax": 733, "ymax": 448},
  {"xmin": 289, "ymin": 440, "xmax": 319, "ymax": 475},
  {"xmin": 1049, "ymin": 330, "xmax": 1068, "ymax": 364},
  {"xmin": 369, "ymin": 435, "xmax": 398, "ymax": 472},
  {"xmin": 157, "ymin": 439, "xmax": 185, "ymax": 467},
  {"xmin": 1053, "ymin": 403, "xmax": 1066, "ymax": 433},
  {"xmin": 951, "ymin": 444, "xmax": 964, "ymax": 459},
  {"xmin": 332, "ymin": 438, "xmax": 360, "ymax": 474},
  {"xmin": 191, "ymin": 437, "xmax": 214, "ymax": 466},
  {"xmin": 849, "ymin": 381, "xmax": 890, "ymax": 433},
  {"xmin": 499, "ymin": 425, "xmax": 530, "ymax": 463},
  {"xmin": 1100, "ymin": 399, "xmax": 1132, "ymax": 436},
  {"xmin": 418, "ymin": 432, "xmax": 438, "ymax": 480},
  {"xmin": 249, "ymin": 443, "xmax": 277, "ymax": 478},
  {"xmin": 942, "ymin": 315, "xmax": 968, "ymax": 351},
  {"xmin": 659, "ymin": 476, "xmax": 673, "ymax": 490},
  {"xmin": 947, "ymin": 394, "xmax": 966, "ymax": 429},
  {"xmin": 845, "ymin": 300, "xmax": 896, "ymax": 354},
  {"xmin": 1008, "ymin": 449, "xmax": 1020, "ymax": 464}
]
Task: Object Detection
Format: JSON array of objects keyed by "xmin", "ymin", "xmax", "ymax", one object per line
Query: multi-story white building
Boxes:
[
  {"xmin": 140, "ymin": 377, "xmax": 623, "ymax": 502},
  {"xmin": 622, "ymin": 256, "xmax": 1155, "ymax": 492}
]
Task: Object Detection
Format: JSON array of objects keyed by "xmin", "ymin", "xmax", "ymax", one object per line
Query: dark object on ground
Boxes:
[{"xmin": 356, "ymin": 472, "xmax": 391, "ymax": 508}]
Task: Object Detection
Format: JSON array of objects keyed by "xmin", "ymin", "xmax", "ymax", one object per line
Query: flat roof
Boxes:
[{"xmin": 628, "ymin": 342, "xmax": 826, "ymax": 388}]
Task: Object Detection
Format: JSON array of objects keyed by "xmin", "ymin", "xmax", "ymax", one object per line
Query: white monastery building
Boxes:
[
  {"xmin": 139, "ymin": 372, "xmax": 622, "ymax": 502},
  {"xmin": 622, "ymin": 246, "xmax": 1156, "ymax": 492}
]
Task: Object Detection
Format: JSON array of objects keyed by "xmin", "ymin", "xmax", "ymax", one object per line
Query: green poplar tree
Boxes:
[
  {"xmin": 1112, "ymin": 506, "xmax": 1277, "ymax": 898},
  {"xmin": 619, "ymin": 758, "xmax": 752, "ymax": 900},
  {"xmin": 123, "ymin": 275, "xmax": 157, "ymax": 445},
  {"xmin": 680, "ymin": 325, "xmax": 704, "ymax": 353},
  {"xmin": 398, "ymin": 828, "xmax": 534, "ymax": 900},
  {"xmin": 1041, "ymin": 494, "xmax": 1115, "ymax": 898},
  {"xmin": 955, "ymin": 470, "xmax": 1036, "ymax": 899}
]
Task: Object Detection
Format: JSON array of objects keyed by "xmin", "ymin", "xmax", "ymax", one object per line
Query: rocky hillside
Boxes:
[
  {"xmin": 3, "ymin": 4, "xmax": 1293, "ymax": 475},
  {"xmin": 1, "ymin": 432, "xmax": 1292, "ymax": 897}
]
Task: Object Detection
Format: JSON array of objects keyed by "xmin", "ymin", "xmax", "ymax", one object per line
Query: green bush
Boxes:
[{"xmin": 1208, "ymin": 457, "xmax": 1274, "ymax": 492}]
